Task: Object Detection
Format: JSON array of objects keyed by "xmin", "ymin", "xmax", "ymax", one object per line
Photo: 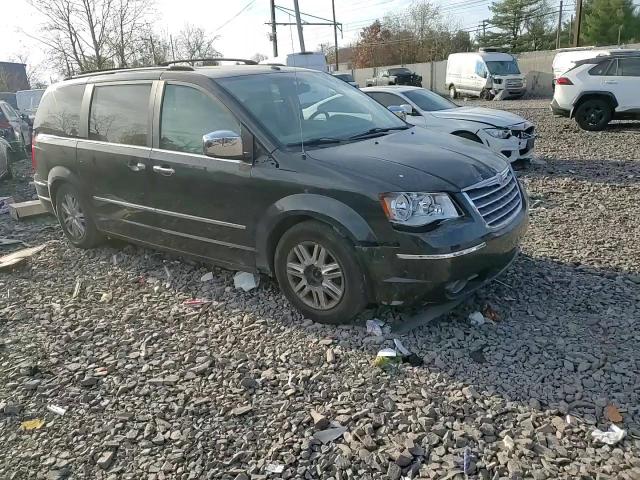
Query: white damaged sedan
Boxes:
[{"xmin": 363, "ymin": 86, "xmax": 536, "ymax": 162}]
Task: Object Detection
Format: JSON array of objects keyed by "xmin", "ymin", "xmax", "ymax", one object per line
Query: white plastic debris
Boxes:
[
  {"xmin": 366, "ymin": 319, "xmax": 384, "ymax": 336},
  {"xmin": 469, "ymin": 311, "xmax": 486, "ymax": 326},
  {"xmin": 234, "ymin": 271, "xmax": 260, "ymax": 291},
  {"xmin": 591, "ymin": 424, "xmax": 626, "ymax": 445},
  {"xmin": 376, "ymin": 348, "xmax": 397, "ymax": 357},
  {"xmin": 503, "ymin": 434, "xmax": 515, "ymax": 451},
  {"xmin": 393, "ymin": 338, "xmax": 411, "ymax": 356},
  {"xmin": 47, "ymin": 405, "xmax": 67, "ymax": 416},
  {"xmin": 265, "ymin": 463, "xmax": 285, "ymax": 473},
  {"xmin": 100, "ymin": 292, "xmax": 113, "ymax": 303},
  {"xmin": 201, "ymin": 272, "xmax": 214, "ymax": 282}
]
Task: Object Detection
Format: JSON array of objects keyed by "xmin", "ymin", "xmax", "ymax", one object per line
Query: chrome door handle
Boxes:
[
  {"xmin": 127, "ymin": 161, "xmax": 146, "ymax": 172},
  {"xmin": 153, "ymin": 165, "xmax": 175, "ymax": 176},
  {"xmin": 604, "ymin": 80, "xmax": 618, "ymax": 84}
]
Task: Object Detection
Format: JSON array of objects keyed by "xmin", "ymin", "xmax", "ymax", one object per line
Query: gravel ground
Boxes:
[{"xmin": 1, "ymin": 98, "xmax": 639, "ymax": 479}]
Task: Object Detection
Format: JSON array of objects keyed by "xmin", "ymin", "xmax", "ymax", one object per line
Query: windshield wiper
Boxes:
[
  {"xmin": 288, "ymin": 137, "xmax": 344, "ymax": 147},
  {"xmin": 348, "ymin": 126, "xmax": 409, "ymax": 140}
]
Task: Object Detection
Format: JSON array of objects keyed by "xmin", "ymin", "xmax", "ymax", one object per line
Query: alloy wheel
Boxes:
[
  {"xmin": 584, "ymin": 106, "xmax": 604, "ymax": 127},
  {"xmin": 60, "ymin": 192, "xmax": 86, "ymax": 241},
  {"xmin": 285, "ymin": 241, "xmax": 344, "ymax": 310}
]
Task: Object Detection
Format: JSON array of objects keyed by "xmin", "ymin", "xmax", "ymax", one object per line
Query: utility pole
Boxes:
[
  {"xmin": 270, "ymin": 0, "xmax": 278, "ymax": 57},
  {"xmin": 556, "ymin": 0, "xmax": 563, "ymax": 49},
  {"xmin": 618, "ymin": 25, "xmax": 623, "ymax": 45},
  {"xmin": 573, "ymin": 0, "xmax": 583, "ymax": 47},
  {"xmin": 331, "ymin": 0, "xmax": 339, "ymax": 71},
  {"xmin": 293, "ymin": 0, "xmax": 306, "ymax": 52},
  {"xmin": 482, "ymin": 19, "xmax": 487, "ymax": 38}
]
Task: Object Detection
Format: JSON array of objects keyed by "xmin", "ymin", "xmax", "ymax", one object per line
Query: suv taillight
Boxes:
[
  {"xmin": 31, "ymin": 134, "xmax": 37, "ymax": 171},
  {"xmin": 556, "ymin": 77, "xmax": 573, "ymax": 85}
]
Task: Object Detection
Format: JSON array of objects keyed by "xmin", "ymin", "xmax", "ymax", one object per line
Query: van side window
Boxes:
[
  {"xmin": 89, "ymin": 84, "xmax": 151, "ymax": 146},
  {"xmin": 475, "ymin": 61, "xmax": 486, "ymax": 78},
  {"xmin": 160, "ymin": 84, "xmax": 240, "ymax": 155},
  {"xmin": 34, "ymin": 84, "xmax": 84, "ymax": 137}
]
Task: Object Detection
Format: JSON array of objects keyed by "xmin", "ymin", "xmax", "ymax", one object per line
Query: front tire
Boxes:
[
  {"xmin": 575, "ymin": 99, "xmax": 612, "ymax": 131},
  {"xmin": 55, "ymin": 183, "xmax": 103, "ymax": 248},
  {"xmin": 274, "ymin": 221, "xmax": 367, "ymax": 324}
]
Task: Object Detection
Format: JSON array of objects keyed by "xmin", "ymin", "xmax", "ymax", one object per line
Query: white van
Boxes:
[
  {"xmin": 552, "ymin": 47, "xmax": 638, "ymax": 83},
  {"xmin": 446, "ymin": 50, "xmax": 526, "ymax": 99},
  {"xmin": 259, "ymin": 52, "xmax": 328, "ymax": 72}
]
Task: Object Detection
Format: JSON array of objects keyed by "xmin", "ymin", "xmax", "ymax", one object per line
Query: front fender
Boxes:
[{"xmin": 254, "ymin": 193, "xmax": 378, "ymax": 273}]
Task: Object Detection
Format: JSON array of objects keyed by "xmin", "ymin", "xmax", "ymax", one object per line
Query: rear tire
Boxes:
[
  {"xmin": 574, "ymin": 99, "xmax": 612, "ymax": 131},
  {"xmin": 449, "ymin": 85, "xmax": 458, "ymax": 99},
  {"xmin": 274, "ymin": 220, "xmax": 367, "ymax": 324},
  {"xmin": 55, "ymin": 183, "xmax": 103, "ymax": 249}
]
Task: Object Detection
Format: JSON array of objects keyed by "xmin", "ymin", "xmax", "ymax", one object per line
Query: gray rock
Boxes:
[{"xmin": 97, "ymin": 451, "xmax": 115, "ymax": 470}]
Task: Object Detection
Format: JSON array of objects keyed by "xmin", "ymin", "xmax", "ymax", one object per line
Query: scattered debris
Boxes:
[
  {"xmin": 21, "ymin": 419, "xmax": 45, "ymax": 431},
  {"xmin": 482, "ymin": 304, "xmax": 500, "ymax": 322},
  {"xmin": 592, "ymin": 424, "xmax": 626, "ymax": 445},
  {"xmin": 72, "ymin": 279, "xmax": 82, "ymax": 299},
  {"xmin": 366, "ymin": 319, "xmax": 385, "ymax": 336},
  {"xmin": 97, "ymin": 450, "xmax": 115, "ymax": 470},
  {"xmin": 373, "ymin": 348, "xmax": 400, "ymax": 369},
  {"xmin": 393, "ymin": 339, "xmax": 424, "ymax": 366},
  {"xmin": 234, "ymin": 271, "xmax": 260, "ymax": 291},
  {"xmin": 0, "ymin": 238, "xmax": 24, "ymax": 247},
  {"xmin": 201, "ymin": 272, "xmax": 214, "ymax": 282},
  {"xmin": 468, "ymin": 311, "xmax": 485, "ymax": 326},
  {"xmin": 231, "ymin": 405, "xmax": 253, "ymax": 416},
  {"xmin": 183, "ymin": 298, "xmax": 211, "ymax": 307},
  {"xmin": 0, "ymin": 244, "xmax": 46, "ymax": 271},
  {"xmin": 326, "ymin": 348, "xmax": 336, "ymax": 364},
  {"xmin": 604, "ymin": 404, "xmax": 623, "ymax": 423},
  {"xmin": 265, "ymin": 463, "xmax": 284, "ymax": 474},
  {"xmin": 393, "ymin": 339, "xmax": 410, "ymax": 356},
  {"xmin": 100, "ymin": 292, "xmax": 113, "ymax": 303},
  {"xmin": 470, "ymin": 347, "xmax": 487, "ymax": 364},
  {"xmin": 0, "ymin": 196, "xmax": 15, "ymax": 214},
  {"xmin": 503, "ymin": 434, "xmax": 515, "ymax": 451},
  {"xmin": 463, "ymin": 447, "xmax": 473, "ymax": 476},
  {"xmin": 313, "ymin": 426, "xmax": 347, "ymax": 444},
  {"xmin": 46, "ymin": 405, "xmax": 67, "ymax": 416},
  {"xmin": 310, "ymin": 410, "xmax": 330, "ymax": 430},
  {"xmin": 9, "ymin": 200, "xmax": 49, "ymax": 220}
]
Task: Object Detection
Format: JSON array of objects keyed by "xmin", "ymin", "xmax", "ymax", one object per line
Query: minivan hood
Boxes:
[
  {"xmin": 430, "ymin": 106, "xmax": 528, "ymax": 128},
  {"xmin": 305, "ymin": 127, "xmax": 508, "ymax": 191}
]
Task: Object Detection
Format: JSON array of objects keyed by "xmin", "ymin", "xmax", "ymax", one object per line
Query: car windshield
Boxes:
[
  {"xmin": 389, "ymin": 68, "xmax": 412, "ymax": 75},
  {"xmin": 486, "ymin": 60, "xmax": 521, "ymax": 75},
  {"xmin": 335, "ymin": 73, "xmax": 354, "ymax": 82},
  {"xmin": 404, "ymin": 89, "xmax": 457, "ymax": 111},
  {"xmin": 218, "ymin": 71, "xmax": 407, "ymax": 147}
]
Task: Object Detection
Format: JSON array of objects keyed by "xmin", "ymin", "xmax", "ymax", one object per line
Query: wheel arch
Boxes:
[
  {"xmin": 570, "ymin": 91, "xmax": 618, "ymax": 118},
  {"xmin": 47, "ymin": 166, "xmax": 85, "ymax": 214},
  {"xmin": 255, "ymin": 194, "xmax": 378, "ymax": 275}
]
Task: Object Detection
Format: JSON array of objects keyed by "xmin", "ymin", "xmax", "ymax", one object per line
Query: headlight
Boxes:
[
  {"xmin": 484, "ymin": 128, "xmax": 511, "ymax": 139},
  {"xmin": 380, "ymin": 192, "xmax": 460, "ymax": 226}
]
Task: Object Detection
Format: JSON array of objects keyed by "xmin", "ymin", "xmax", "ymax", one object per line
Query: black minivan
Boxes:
[{"xmin": 33, "ymin": 63, "xmax": 528, "ymax": 323}]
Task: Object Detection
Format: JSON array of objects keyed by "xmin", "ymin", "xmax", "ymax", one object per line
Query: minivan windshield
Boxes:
[
  {"xmin": 218, "ymin": 71, "xmax": 407, "ymax": 147},
  {"xmin": 486, "ymin": 60, "xmax": 521, "ymax": 75},
  {"xmin": 404, "ymin": 89, "xmax": 457, "ymax": 111}
]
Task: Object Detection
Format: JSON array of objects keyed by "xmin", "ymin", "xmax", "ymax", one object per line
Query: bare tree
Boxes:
[
  {"xmin": 110, "ymin": 0, "xmax": 154, "ymax": 67},
  {"xmin": 176, "ymin": 24, "xmax": 220, "ymax": 63},
  {"xmin": 13, "ymin": 53, "xmax": 48, "ymax": 88},
  {"xmin": 251, "ymin": 53, "xmax": 268, "ymax": 62}
]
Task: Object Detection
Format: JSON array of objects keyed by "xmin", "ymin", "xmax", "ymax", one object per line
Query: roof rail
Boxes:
[
  {"xmin": 159, "ymin": 58, "xmax": 258, "ymax": 66},
  {"xmin": 64, "ymin": 66, "xmax": 165, "ymax": 80}
]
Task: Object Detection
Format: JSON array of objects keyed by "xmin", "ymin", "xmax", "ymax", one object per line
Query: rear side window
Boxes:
[
  {"xmin": 160, "ymin": 84, "xmax": 240, "ymax": 154},
  {"xmin": 89, "ymin": 84, "xmax": 151, "ymax": 146},
  {"xmin": 367, "ymin": 92, "xmax": 405, "ymax": 108},
  {"xmin": 619, "ymin": 58, "xmax": 640, "ymax": 76},
  {"xmin": 34, "ymin": 84, "xmax": 84, "ymax": 137},
  {"xmin": 589, "ymin": 60, "xmax": 616, "ymax": 76}
]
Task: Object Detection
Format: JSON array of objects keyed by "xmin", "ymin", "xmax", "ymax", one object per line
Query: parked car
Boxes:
[
  {"xmin": 0, "ymin": 137, "xmax": 11, "ymax": 179},
  {"xmin": 364, "ymin": 86, "xmax": 536, "ymax": 162},
  {"xmin": 551, "ymin": 52, "xmax": 640, "ymax": 131},
  {"xmin": 16, "ymin": 88, "xmax": 45, "ymax": 122},
  {"xmin": 366, "ymin": 67, "xmax": 422, "ymax": 87},
  {"xmin": 0, "ymin": 100, "xmax": 30, "ymax": 152},
  {"xmin": 260, "ymin": 52, "xmax": 328, "ymax": 72},
  {"xmin": 0, "ymin": 92, "xmax": 18, "ymax": 110},
  {"xmin": 332, "ymin": 72, "xmax": 358, "ymax": 87},
  {"xmin": 446, "ymin": 50, "xmax": 526, "ymax": 99},
  {"xmin": 33, "ymin": 63, "xmax": 528, "ymax": 323}
]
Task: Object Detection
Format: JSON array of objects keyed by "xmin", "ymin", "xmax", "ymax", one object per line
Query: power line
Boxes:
[{"xmin": 215, "ymin": 0, "xmax": 257, "ymax": 32}]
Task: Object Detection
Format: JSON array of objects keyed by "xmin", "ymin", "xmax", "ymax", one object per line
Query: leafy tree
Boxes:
[
  {"xmin": 582, "ymin": 0, "xmax": 640, "ymax": 45},
  {"xmin": 485, "ymin": 0, "xmax": 549, "ymax": 51}
]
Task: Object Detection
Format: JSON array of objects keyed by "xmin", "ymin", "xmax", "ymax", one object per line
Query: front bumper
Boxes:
[
  {"xmin": 359, "ymin": 198, "xmax": 528, "ymax": 306},
  {"xmin": 396, "ymin": 77, "xmax": 422, "ymax": 87},
  {"xmin": 479, "ymin": 128, "xmax": 536, "ymax": 162},
  {"xmin": 550, "ymin": 99, "xmax": 570, "ymax": 117}
]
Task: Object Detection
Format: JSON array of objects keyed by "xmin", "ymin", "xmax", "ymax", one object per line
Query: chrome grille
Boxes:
[
  {"xmin": 506, "ymin": 79, "xmax": 523, "ymax": 89},
  {"xmin": 464, "ymin": 168, "xmax": 523, "ymax": 228}
]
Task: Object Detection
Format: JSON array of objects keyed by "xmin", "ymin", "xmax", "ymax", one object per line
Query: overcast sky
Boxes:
[{"xmin": 1, "ymin": 0, "xmax": 544, "ymax": 82}]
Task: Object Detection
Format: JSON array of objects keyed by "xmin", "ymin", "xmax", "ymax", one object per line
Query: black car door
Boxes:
[
  {"xmin": 147, "ymin": 78, "xmax": 255, "ymax": 269},
  {"xmin": 77, "ymin": 81, "xmax": 156, "ymax": 239}
]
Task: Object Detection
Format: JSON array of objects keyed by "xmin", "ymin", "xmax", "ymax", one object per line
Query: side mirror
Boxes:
[
  {"xmin": 387, "ymin": 105, "xmax": 407, "ymax": 121},
  {"xmin": 400, "ymin": 104, "xmax": 413, "ymax": 115},
  {"xmin": 203, "ymin": 130, "xmax": 243, "ymax": 159}
]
